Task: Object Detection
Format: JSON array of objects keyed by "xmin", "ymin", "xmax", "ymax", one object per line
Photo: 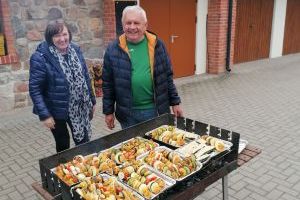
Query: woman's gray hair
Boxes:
[{"xmin": 122, "ymin": 5, "xmax": 147, "ymax": 23}]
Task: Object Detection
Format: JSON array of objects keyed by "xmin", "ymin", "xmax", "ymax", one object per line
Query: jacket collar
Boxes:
[
  {"xmin": 119, "ymin": 31, "xmax": 157, "ymax": 77},
  {"xmin": 37, "ymin": 41, "xmax": 65, "ymax": 75}
]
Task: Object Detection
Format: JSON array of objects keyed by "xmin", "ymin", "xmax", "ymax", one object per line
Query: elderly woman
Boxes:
[{"xmin": 29, "ymin": 20, "xmax": 96, "ymax": 152}]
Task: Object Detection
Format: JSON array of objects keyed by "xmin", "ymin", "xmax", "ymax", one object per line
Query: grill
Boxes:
[{"xmin": 39, "ymin": 114, "xmax": 240, "ymax": 200}]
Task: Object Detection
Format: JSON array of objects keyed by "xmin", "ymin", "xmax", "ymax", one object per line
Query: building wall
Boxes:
[
  {"xmin": 0, "ymin": 0, "xmax": 21, "ymax": 112},
  {"xmin": 195, "ymin": 0, "xmax": 208, "ymax": 75},
  {"xmin": 1, "ymin": 0, "xmax": 293, "ymax": 111},
  {"xmin": 270, "ymin": 0, "xmax": 287, "ymax": 58},
  {"xmin": 0, "ymin": 0, "xmax": 105, "ymax": 112},
  {"xmin": 0, "ymin": 0, "xmax": 237, "ymax": 112},
  {"xmin": 103, "ymin": 0, "xmax": 116, "ymax": 47},
  {"xmin": 206, "ymin": 0, "xmax": 236, "ymax": 74}
]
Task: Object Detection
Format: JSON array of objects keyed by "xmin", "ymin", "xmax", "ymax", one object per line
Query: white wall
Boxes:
[
  {"xmin": 270, "ymin": 0, "xmax": 287, "ymax": 58},
  {"xmin": 195, "ymin": 0, "xmax": 208, "ymax": 74},
  {"xmin": 138, "ymin": 0, "xmax": 207, "ymax": 74}
]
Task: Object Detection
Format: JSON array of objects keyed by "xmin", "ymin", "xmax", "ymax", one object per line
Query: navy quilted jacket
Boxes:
[
  {"xmin": 29, "ymin": 41, "xmax": 96, "ymax": 120},
  {"xmin": 102, "ymin": 31, "xmax": 181, "ymax": 122}
]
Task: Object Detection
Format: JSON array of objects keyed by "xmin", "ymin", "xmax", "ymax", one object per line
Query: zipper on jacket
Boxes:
[
  {"xmin": 119, "ymin": 35, "xmax": 159, "ymax": 115},
  {"xmin": 119, "ymin": 44, "xmax": 134, "ymax": 110},
  {"xmin": 151, "ymin": 39, "xmax": 159, "ymax": 116}
]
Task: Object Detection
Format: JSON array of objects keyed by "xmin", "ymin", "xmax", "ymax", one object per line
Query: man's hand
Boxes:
[
  {"xmin": 172, "ymin": 105, "xmax": 183, "ymax": 117},
  {"xmin": 42, "ymin": 117, "xmax": 55, "ymax": 129},
  {"xmin": 105, "ymin": 114, "xmax": 115, "ymax": 130}
]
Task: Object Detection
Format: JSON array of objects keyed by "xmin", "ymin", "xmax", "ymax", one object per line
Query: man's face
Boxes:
[
  {"xmin": 52, "ymin": 26, "xmax": 70, "ymax": 53},
  {"xmin": 122, "ymin": 11, "xmax": 147, "ymax": 43}
]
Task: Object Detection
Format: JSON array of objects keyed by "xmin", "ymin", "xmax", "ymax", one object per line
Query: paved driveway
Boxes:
[{"xmin": 0, "ymin": 53, "xmax": 300, "ymax": 200}]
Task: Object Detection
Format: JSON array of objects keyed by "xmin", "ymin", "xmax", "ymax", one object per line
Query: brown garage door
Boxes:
[
  {"xmin": 234, "ymin": 0, "xmax": 274, "ymax": 64},
  {"xmin": 140, "ymin": 0, "xmax": 196, "ymax": 78},
  {"xmin": 283, "ymin": 0, "xmax": 300, "ymax": 55}
]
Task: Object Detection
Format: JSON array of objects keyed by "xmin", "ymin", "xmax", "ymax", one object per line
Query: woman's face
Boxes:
[{"xmin": 52, "ymin": 26, "xmax": 70, "ymax": 53}]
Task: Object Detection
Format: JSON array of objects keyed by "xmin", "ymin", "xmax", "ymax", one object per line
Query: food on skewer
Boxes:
[
  {"xmin": 148, "ymin": 125, "xmax": 199, "ymax": 147},
  {"xmin": 55, "ymin": 153, "xmax": 120, "ymax": 186},
  {"xmin": 108, "ymin": 137, "xmax": 158, "ymax": 164},
  {"xmin": 176, "ymin": 135, "xmax": 229, "ymax": 162},
  {"xmin": 199, "ymin": 135, "xmax": 226, "ymax": 152},
  {"xmin": 117, "ymin": 161, "xmax": 168, "ymax": 198},
  {"xmin": 143, "ymin": 149, "xmax": 197, "ymax": 179},
  {"xmin": 54, "ymin": 138, "xmax": 157, "ymax": 185},
  {"xmin": 75, "ymin": 175, "xmax": 140, "ymax": 200}
]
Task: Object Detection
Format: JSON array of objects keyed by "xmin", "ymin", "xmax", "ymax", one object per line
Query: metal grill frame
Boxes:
[{"xmin": 39, "ymin": 114, "xmax": 240, "ymax": 200}]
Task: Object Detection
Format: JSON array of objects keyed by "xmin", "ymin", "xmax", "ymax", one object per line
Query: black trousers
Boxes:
[{"xmin": 50, "ymin": 119, "xmax": 89, "ymax": 153}]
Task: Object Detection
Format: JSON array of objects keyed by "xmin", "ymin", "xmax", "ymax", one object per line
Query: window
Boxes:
[{"xmin": 115, "ymin": 1, "xmax": 137, "ymax": 36}]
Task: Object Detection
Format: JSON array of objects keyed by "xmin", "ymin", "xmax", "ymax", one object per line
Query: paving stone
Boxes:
[
  {"xmin": 266, "ymin": 189, "xmax": 284, "ymax": 200},
  {"xmin": 245, "ymin": 184, "xmax": 267, "ymax": 196},
  {"xmin": 4, "ymin": 148, "xmax": 15, "ymax": 156},
  {"xmin": 2, "ymin": 169, "xmax": 16, "ymax": 179},
  {"xmin": 267, "ymin": 170, "xmax": 290, "ymax": 180},
  {"xmin": 28, "ymin": 170, "xmax": 41, "ymax": 180},
  {"xmin": 281, "ymin": 193, "xmax": 300, "ymax": 200},
  {"xmin": 292, "ymin": 182, "xmax": 300, "ymax": 192},
  {"xmin": 1, "ymin": 54, "xmax": 300, "ymax": 199},
  {"xmin": 262, "ymin": 181, "xmax": 278, "ymax": 192},
  {"xmin": 0, "ymin": 196, "xmax": 8, "ymax": 200},
  {"xmin": 242, "ymin": 197, "xmax": 256, "ymax": 200},
  {"xmin": 8, "ymin": 191, "xmax": 23, "ymax": 200},
  {"xmin": 0, "ymin": 187, "xmax": 15, "ymax": 196},
  {"xmin": 0, "ymin": 174, "xmax": 9, "ymax": 185},
  {"xmin": 230, "ymin": 180, "xmax": 247, "ymax": 191},
  {"xmin": 9, "ymin": 163, "xmax": 22, "ymax": 172},
  {"xmin": 242, "ymin": 177, "xmax": 263, "ymax": 188},
  {"xmin": 249, "ymin": 192, "xmax": 268, "ymax": 200},
  {"xmin": 277, "ymin": 184, "xmax": 299, "ymax": 197},
  {"xmin": 286, "ymin": 175, "xmax": 300, "ymax": 185},
  {"xmin": 234, "ymin": 188, "xmax": 252, "ymax": 199},
  {"xmin": 272, "ymin": 178, "xmax": 294, "ymax": 188},
  {"xmin": 22, "ymin": 175, "xmax": 35, "ymax": 184},
  {"xmin": 16, "ymin": 183, "xmax": 30, "ymax": 193},
  {"xmin": 281, "ymin": 167, "xmax": 296, "ymax": 177},
  {"xmin": 290, "ymin": 164, "xmax": 300, "ymax": 173},
  {"xmin": 22, "ymin": 190, "xmax": 38, "ymax": 198},
  {"xmin": 195, "ymin": 187, "xmax": 221, "ymax": 200},
  {"xmin": 7, "ymin": 173, "xmax": 28, "ymax": 183},
  {"xmin": 256, "ymin": 174, "xmax": 273, "ymax": 184},
  {"xmin": 1, "ymin": 179, "xmax": 22, "ymax": 190}
]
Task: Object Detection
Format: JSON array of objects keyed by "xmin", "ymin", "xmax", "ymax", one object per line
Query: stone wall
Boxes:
[{"xmin": 0, "ymin": 0, "xmax": 104, "ymax": 112}]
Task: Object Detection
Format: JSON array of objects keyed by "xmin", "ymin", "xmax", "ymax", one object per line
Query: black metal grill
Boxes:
[{"xmin": 39, "ymin": 114, "xmax": 240, "ymax": 200}]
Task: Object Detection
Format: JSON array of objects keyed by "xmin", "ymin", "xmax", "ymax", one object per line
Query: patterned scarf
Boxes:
[{"xmin": 49, "ymin": 44, "xmax": 93, "ymax": 143}]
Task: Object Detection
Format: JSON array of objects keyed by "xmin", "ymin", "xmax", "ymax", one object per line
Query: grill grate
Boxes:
[{"xmin": 39, "ymin": 114, "xmax": 239, "ymax": 200}]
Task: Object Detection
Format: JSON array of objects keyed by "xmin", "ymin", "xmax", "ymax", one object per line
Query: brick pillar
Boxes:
[
  {"xmin": 231, "ymin": 0, "xmax": 237, "ymax": 67},
  {"xmin": 103, "ymin": 0, "xmax": 117, "ymax": 47},
  {"xmin": 207, "ymin": 0, "xmax": 236, "ymax": 74},
  {"xmin": 0, "ymin": 0, "xmax": 19, "ymax": 64}
]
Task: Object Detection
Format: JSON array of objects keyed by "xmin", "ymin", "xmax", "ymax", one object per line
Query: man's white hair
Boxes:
[{"xmin": 122, "ymin": 5, "xmax": 147, "ymax": 23}]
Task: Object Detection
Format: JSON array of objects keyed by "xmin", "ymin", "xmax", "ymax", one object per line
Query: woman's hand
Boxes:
[
  {"xmin": 89, "ymin": 105, "xmax": 96, "ymax": 120},
  {"xmin": 42, "ymin": 117, "xmax": 55, "ymax": 129},
  {"xmin": 93, "ymin": 105, "xmax": 96, "ymax": 115}
]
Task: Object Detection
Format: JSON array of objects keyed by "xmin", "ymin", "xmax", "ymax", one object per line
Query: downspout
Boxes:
[{"xmin": 225, "ymin": 0, "xmax": 233, "ymax": 72}]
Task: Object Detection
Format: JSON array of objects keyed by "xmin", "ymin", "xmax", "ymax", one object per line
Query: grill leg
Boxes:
[{"xmin": 222, "ymin": 175, "xmax": 228, "ymax": 200}]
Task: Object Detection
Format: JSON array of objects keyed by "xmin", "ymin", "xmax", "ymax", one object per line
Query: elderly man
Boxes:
[{"xmin": 102, "ymin": 5, "xmax": 183, "ymax": 129}]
